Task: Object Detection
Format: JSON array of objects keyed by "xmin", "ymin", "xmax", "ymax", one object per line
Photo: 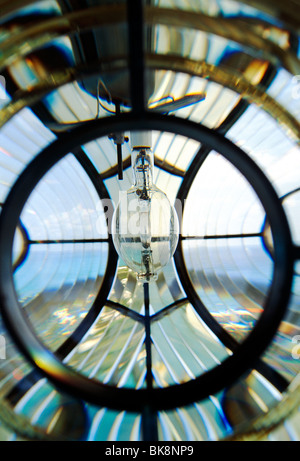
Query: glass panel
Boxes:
[
  {"xmin": 267, "ymin": 69, "xmax": 300, "ymax": 122},
  {"xmin": 152, "ymin": 130, "xmax": 200, "ymax": 172},
  {"xmin": 150, "ymin": 70, "xmax": 241, "ymax": 129},
  {"xmin": 158, "ymin": 395, "xmax": 231, "ymax": 441},
  {"xmin": 14, "ymin": 242, "xmax": 109, "ymax": 351},
  {"xmin": 108, "ymin": 266, "xmax": 145, "ymax": 314},
  {"xmin": 182, "ymin": 237, "xmax": 272, "ymax": 342},
  {"xmin": 182, "ymin": 152, "xmax": 265, "ymax": 237},
  {"xmin": 0, "ymin": 108, "xmax": 55, "ymax": 202},
  {"xmin": 151, "ymin": 303, "xmax": 229, "ymax": 386},
  {"xmin": 66, "ymin": 306, "xmax": 146, "ymax": 389},
  {"xmin": 282, "ymin": 189, "xmax": 300, "ymax": 246},
  {"xmin": 83, "ymin": 135, "xmax": 132, "ymax": 177},
  {"xmin": 260, "ymin": 276, "xmax": 300, "ymax": 382},
  {"xmin": 221, "ymin": 369, "xmax": 283, "ymax": 430},
  {"xmin": 12, "ymin": 380, "xmax": 88, "ymax": 440},
  {"xmin": 20, "ymin": 154, "xmax": 108, "ymax": 241},
  {"xmin": 88, "ymin": 408, "xmax": 142, "ymax": 441},
  {"xmin": 227, "ymin": 105, "xmax": 300, "ymax": 199}
]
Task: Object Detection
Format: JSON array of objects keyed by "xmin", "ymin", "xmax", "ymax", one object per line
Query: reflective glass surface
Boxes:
[{"xmin": 0, "ymin": 0, "xmax": 299, "ymax": 442}]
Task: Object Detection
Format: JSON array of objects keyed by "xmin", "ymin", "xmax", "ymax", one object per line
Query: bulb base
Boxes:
[
  {"xmin": 137, "ymin": 271, "xmax": 158, "ymax": 283},
  {"xmin": 130, "ymin": 131, "xmax": 152, "ymax": 150}
]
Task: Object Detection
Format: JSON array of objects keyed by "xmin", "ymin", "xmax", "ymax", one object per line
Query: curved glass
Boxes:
[
  {"xmin": 12, "ymin": 154, "xmax": 110, "ymax": 351},
  {"xmin": 0, "ymin": 0, "xmax": 299, "ymax": 443}
]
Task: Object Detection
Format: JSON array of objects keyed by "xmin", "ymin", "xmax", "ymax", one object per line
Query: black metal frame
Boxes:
[{"xmin": 0, "ymin": 111, "xmax": 294, "ymax": 412}]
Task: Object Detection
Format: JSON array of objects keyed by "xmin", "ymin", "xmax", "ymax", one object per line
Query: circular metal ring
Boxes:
[{"xmin": 0, "ymin": 111, "xmax": 294, "ymax": 411}]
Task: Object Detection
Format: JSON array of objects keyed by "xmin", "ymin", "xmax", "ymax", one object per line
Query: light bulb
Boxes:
[{"xmin": 112, "ymin": 132, "xmax": 179, "ymax": 282}]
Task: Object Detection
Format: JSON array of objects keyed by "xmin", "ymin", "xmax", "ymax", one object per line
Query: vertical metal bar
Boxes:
[
  {"xmin": 117, "ymin": 144, "xmax": 123, "ymax": 180},
  {"xmin": 142, "ymin": 282, "xmax": 159, "ymax": 441},
  {"xmin": 127, "ymin": 0, "xmax": 145, "ymax": 113},
  {"xmin": 115, "ymin": 102, "xmax": 124, "ymax": 180},
  {"xmin": 142, "ymin": 405, "xmax": 159, "ymax": 442},
  {"xmin": 144, "ymin": 282, "xmax": 153, "ymax": 390},
  {"xmin": 127, "ymin": 1, "xmax": 156, "ymax": 435}
]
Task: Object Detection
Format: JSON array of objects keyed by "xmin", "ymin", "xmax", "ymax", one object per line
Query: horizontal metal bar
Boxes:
[
  {"xmin": 180, "ymin": 233, "xmax": 262, "ymax": 240},
  {"xmin": 28, "ymin": 238, "xmax": 109, "ymax": 244}
]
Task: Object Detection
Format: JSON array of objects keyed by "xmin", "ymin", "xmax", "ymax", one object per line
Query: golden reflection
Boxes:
[
  {"xmin": 0, "ymin": 4, "xmax": 127, "ymax": 71},
  {"xmin": 146, "ymin": 8, "xmax": 300, "ymax": 75},
  {"xmin": 236, "ymin": 0, "xmax": 300, "ymax": 30},
  {"xmin": 0, "ymin": 5, "xmax": 298, "ymax": 75},
  {"xmin": 0, "ymin": 54, "xmax": 299, "ymax": 144}
]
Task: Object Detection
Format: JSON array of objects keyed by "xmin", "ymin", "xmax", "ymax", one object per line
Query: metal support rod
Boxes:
[
  {"xmin": 142, "ymin": 405, "xmax": 159, "ymax": 442},
  {"xmin": 114, "ymin": 102, "xmax": 124, "ymax": 180},
  {"xmin": 144, "ymin": 282, "xmax": 153, "ymax": 389},
  {"xmin": 117, "ymin": 143, "xmax": 123, "ymax": 180},
  {"xmin": 142, "ymin": 282, "xmax": 159, "ymax": 441},
  {"xmin": 127, "ymin": 0, "xmax": 145, "ymax": 113}
]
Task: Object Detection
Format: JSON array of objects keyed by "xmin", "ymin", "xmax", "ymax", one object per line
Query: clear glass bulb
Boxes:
[{"xmin": 112, "ymin": 144, "xmax": 179, "ymax": 282}]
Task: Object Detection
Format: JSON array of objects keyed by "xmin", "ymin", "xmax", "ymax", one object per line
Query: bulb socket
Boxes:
[{"xmin": 130, "ymin": 131, "xmax": 152, "ymax": 150}]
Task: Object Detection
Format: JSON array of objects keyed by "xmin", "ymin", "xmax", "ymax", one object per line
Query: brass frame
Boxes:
[
  {"xmin": 0, "ymin": 5, "xmax": 299, "ymax": 74},
  {"xmin": 1, "ymin": 55, "xmax": 299, "ymax": 143}
]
